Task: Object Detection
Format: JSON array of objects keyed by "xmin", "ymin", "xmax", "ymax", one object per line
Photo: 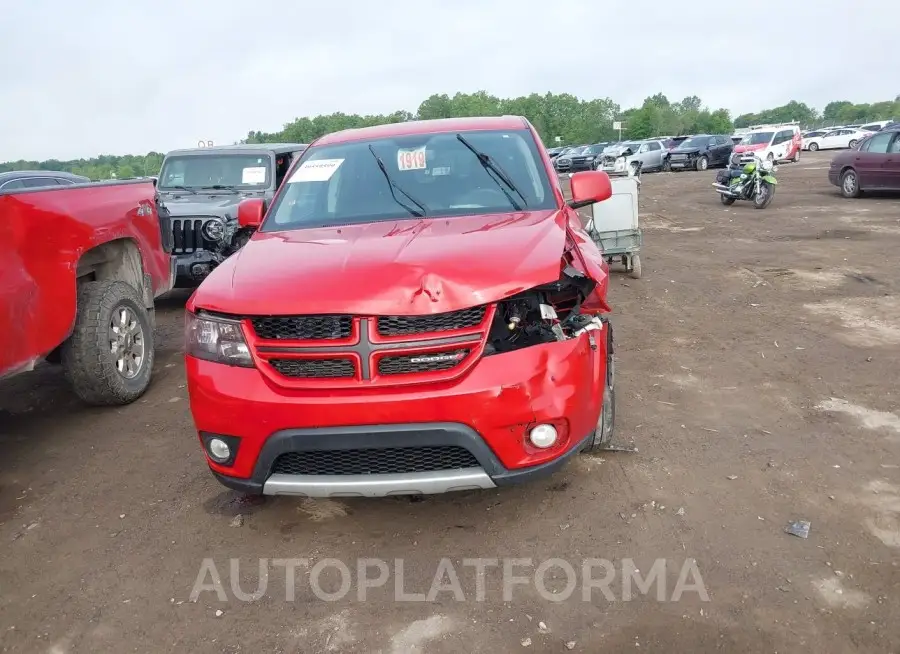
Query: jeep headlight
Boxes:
[{"xmin": 202, "ymin": 217, "xmax": 227, "ymax": 242}]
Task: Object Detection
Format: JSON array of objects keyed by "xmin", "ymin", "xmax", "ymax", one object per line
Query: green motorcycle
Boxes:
[{"xmin": 713, "ymin": 153, "xmax": 778, "ymax": 209}]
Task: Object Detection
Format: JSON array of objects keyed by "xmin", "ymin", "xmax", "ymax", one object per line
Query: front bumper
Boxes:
[
  {"xmin": 188, "ymin": 331, "xmax": 607, "ymax": 496},
  {"xmin": 828, "ymin": 169, "xmax": 841, "ymax": 187},
  {"xmin": 174, "ymin": 251, "xmax": 222, "ymax": 288},
  {"xmin": 668, "ymin": 155, "xmax": 697, "ymax": 169}
]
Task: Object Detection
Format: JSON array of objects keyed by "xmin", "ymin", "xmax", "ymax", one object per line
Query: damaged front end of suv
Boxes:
[{"xmin": 185, "ymin": 117, "xmax": 623, "ymax": 498}]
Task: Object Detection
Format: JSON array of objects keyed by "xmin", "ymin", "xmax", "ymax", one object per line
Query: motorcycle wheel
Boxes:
[
  {"xmin": 753, "ymin": 182, "xmax": 775, "ymax": 209},
  {"xmin": 720, "ymin": 195, "xmax": 736, "ymax": 206}
]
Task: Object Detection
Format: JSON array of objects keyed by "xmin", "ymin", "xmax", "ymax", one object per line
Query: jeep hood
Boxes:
[
  {"xmin": 191, "ymin": 210, "xmax": 575, "ymax": 315},
  {"xmin": 158, "ymin": 192, "xmax": 259, "ymax": 217}
]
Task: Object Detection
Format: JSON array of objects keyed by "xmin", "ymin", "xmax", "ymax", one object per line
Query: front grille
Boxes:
[
  {"xmin": 377, "ymin": 306, "xmax": 486, "ymax": 336},
  {"xmin": 269, "ymin": 358, "xmax": 354, "ymax": 378},
  {"xmin": 272, "ymin": 446, "xmax": 480, "ymax": 475},
  {"xmin": 378, "ymin": 349, "xmax": 469, "ymax": 376},
  {"xmin": 252, "ymin": 315, "xmax": 352, "ymax": 340},
  {"xmin": 170, "ymin": 218, "xmax": 217, "ymax": 254}
]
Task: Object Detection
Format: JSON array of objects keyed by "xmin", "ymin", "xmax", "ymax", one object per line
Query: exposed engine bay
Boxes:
[{"xmin": 484, "ymin": 265, "xmax": 604, "ymax": 355}]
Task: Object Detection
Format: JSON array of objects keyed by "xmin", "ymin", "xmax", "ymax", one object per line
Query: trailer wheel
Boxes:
[
  {"xmin": 62, "ymin": 280, "xmax": 154, "ymax": 406},
  {"xmin": 628, "ymin": 254, "xmax": 642, "ymax": 279}
]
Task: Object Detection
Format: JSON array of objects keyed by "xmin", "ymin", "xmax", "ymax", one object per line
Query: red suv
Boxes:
[{"xmin": 185, "ymin": 116, "xmax": 616, "ymax": 497}]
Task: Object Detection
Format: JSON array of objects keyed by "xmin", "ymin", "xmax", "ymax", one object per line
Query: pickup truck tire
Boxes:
[{"xmin": 62, "ymin": 280, "xmax": 154, "ymax": 406}]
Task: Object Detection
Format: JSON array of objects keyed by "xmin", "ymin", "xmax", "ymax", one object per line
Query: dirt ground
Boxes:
[{"xmin": 2, "ymin": 152, "xmax": 900, "ymax": 653}]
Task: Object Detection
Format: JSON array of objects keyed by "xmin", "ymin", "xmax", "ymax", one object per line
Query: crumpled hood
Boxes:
[
  {"xmin": 670, "ymin": 147, "xmax": 701, "ymax": 155},
  {"xmin": 190, "ymin": 210, "xmax": 569, "ymax": 316}
]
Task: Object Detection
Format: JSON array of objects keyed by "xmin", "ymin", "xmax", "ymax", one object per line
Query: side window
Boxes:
[
  {"xmin": 862, "ymin": 132, "xmax": 893, "ymax": 154},
  {"xmin": 54, "ymin": 178, "xmax": 75, "ymax": 186},
  {"xmin": 23, "ymin": 177, "xmax": 60, "ymax": 188},
  {"xmin": 889, "ymin": 134, "xmax": 900, "ymax": 154},
  {"xmin": 0, "ymin": 179, "xmax": 27, "ymax": 190},
  {"xmin": 707, "ymin": 137, "xmax": 717, "ymax": 147},
  {"xmin": 647, "ymin": 142, "xmax": 661, "ymax": 151}
]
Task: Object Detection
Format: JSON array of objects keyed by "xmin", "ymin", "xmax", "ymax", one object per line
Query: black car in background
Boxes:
[
  {"xmin": 667, "ymin": 134, "xmax": 734, "ymax": 171},
  {"xmin": 547, "ymin": 146, "xmax": 566, "ymax": 159},
  {"xmin": 555, "ymin": 143, "xmax": 607, "ymax": 173},
  {"xmin": 0, "ymin": 170, "xmax": 91, "ymax": 190}
]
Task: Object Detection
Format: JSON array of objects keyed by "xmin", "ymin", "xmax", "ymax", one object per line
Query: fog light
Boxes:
[
  {"xmin": 529, "ymin": 424, "xmax": 559, "ymax": 449},
  {"xmin": 208, "ymin": 437, "xmax": 231, "ymax": 462}
]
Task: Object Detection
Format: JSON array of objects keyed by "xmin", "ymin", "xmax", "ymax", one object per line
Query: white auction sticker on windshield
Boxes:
[
  {"xmin": 289, "ymin": 158, "xmax": 344, "ymax": 182},
  {"xmin": 397, "ymin": 147, "xmax": 427, "ymax": 171},
  {"xmin": 241, "ymin": 166, "xmax": 267, "ymax": 184}
]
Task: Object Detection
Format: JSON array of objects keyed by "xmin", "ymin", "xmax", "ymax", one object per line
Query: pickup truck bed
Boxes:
[{"xmin": 0, "ymin": 179, "xmax": 174, "ymax": 404}]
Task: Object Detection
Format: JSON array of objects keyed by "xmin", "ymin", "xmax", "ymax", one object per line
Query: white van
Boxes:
[{"xmin": 733, "ymin": 124, "xmax": 802, "ymax": 163}]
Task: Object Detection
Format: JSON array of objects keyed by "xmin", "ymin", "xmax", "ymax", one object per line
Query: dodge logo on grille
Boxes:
[{"xmin": 409, "ymin": 353, "xmax": 466, "ymax": 364}]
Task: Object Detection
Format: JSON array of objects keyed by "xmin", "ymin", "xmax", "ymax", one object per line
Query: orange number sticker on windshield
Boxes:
[{"xmin": 397, "ymin": 147, "xmax": 427, "ymax": 171}]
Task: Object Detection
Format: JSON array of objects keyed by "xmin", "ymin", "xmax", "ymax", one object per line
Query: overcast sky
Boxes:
[{"xmin": 0, "ymin": 0, "xmax": 894, "ymax": 161}]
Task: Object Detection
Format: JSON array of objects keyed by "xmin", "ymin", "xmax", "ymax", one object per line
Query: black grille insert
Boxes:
[
  {"xmin": 252, "ymin": 315, "xmax": 353, "ymax": 340},
  {"xmin": 269, "ymin": 358, "xmax": 355, "ymax": 379},
  {"xmin": 378, "ymin": 349, "xmax": 469, "ymax": 376},
  {"xmin": 377, "ymin": 307, "xmax": 486, "ymax": 336},
  {"xmin": 272, "ymin": 446, "xmax": 480, "ymax": 475},
  {"xmin": 170, "ymin": 218, "xmax": 216, "ymax": 254}
]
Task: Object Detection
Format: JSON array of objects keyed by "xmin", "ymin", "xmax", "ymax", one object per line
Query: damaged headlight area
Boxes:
[{"xmin": 484, "ymin": 266, "xmax": 603, "ymax": 355}]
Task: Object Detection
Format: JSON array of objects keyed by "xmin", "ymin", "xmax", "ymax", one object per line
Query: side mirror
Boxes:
[
  {"xmin": 237, "ymin": 198, "xmax": 266, "ymax": 229},
  {"xmin": 568, "ymin": 171, "xmax": 612, "ymax": 209}
]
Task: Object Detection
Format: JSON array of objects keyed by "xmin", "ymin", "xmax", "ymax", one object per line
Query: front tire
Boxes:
[
  {"xmin": 628, "ymin": 254, "xmax": 642, "ymax": 279},
  {"xmin": 695, "ymin": 155, "xmax": 709, "ymax": 171},
  {"xmin": 840, "ymin": 168, "xmax": 861, "ymax": 198},
  {"xmin": 753, "ymin": 182, "xmax": 775, "ymax": 209},
  {"xmin": 792, "ymin": 148, "xmax": 801, "ymax": 163},
  {"xmin": 587, "ymin": 327, "xmax": 616, "ymax": 451},
  {"xmin": 809, "ymin": 142, "xmax": 819, "ymax": 152},
  {"xmin": 61, "ymin": 280, "xmax": 154, "ymax": 406},
  {"xmin": 662, "ymin": 157, "xmax": 671, "ymax": 172},
  {"xmin": 848, "ymin": 139, "xmax": 858, "ymax": 149},
  {"xmin": 720, "ymin": 195, "xmax": 736, "ymax": 206}
]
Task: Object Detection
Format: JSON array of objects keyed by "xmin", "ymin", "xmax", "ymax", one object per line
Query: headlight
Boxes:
[
  {"xmin": 202, "ymin": 218, "xmax": 227, "ymax": 241},
  {"xmin": 185, "ymin": 312, "xmax": 253, "ymax": 367},
  {"xmin": 761, "ymin": 159, "xmax": 774, "ymax": 172}
]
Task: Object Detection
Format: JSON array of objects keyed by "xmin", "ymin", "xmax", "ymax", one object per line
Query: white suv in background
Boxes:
[{"xmin": 803, "ymin": 128, "xmax": 873, "ymax": 151}]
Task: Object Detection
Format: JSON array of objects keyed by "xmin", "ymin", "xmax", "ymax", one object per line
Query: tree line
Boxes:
[{"xmin": 3, "ymin": 92, "xmax": 897, "ymax": 180}]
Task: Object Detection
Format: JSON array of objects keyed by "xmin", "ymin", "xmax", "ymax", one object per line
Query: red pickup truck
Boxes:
[
  {"xmin": 185, "ymin": 116, "xmax": 615, "ymax": 497},
  {"xmin": 1, "ymin": 180, "xmax": 174, "ymax": 404}
]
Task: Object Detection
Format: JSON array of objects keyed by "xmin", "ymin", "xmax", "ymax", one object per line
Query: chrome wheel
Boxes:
[
  {"xmin": 842, "ymin": 171, "xmax": 857, "ymax": 196},
  {"xmin": 109, "ymin": 306, "xmax": 145, "ymax": 379}
]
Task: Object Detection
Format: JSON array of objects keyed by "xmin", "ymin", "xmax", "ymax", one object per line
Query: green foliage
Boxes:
[
  {"xmin": 0, "ymin": 153, "xmax": 164, "ymax": 182},
  {"xmin": 621, "ymin": 94, "xmax": 733, "ymax": 139},
  {"xmin": 736, "ymin": 97, "xmax": 899, "ymax": 128},
  {"xmin": 4, "ymin": 92, "xmax": 898, "ymax": 178}
]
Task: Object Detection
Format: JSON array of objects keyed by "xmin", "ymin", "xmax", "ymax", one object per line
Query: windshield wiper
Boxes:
[
  {"xmin": 166, "ymin": 185, "xmax": 197, "ymax": 195},
  {"xmin": 367, "ymin": 145, "xmax": 427, "ymax": 218},
  {"xmin": 455, "ymin": 134, "xmax": 528, "ymax": 211},
  {"xmin": 199, "ymin": 184, "xmax": 240, "ymax": 193}
]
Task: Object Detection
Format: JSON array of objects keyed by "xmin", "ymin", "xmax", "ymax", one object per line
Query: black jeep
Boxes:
[{"xmin": 156, "ymin": 143, "xmax": 307, "ymax": 287}]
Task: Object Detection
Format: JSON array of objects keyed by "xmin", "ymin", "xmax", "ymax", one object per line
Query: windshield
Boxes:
[
  {"xmin": 263, "ymin": 129, "xmax": 555, "ymax": 232},
  {"xmin": 740, "ymin": 132, "xmax": 774, "ymax": 146},
  {"xmin": 158, "ymin": 153, "xmax": 272, "ymax": 189},
  {"xmin": 679, "ymin": 137, "xmax": 711, "ymax": 149},
  {"xmin": 623, "ymin": 142, "xmax": 641, "ymax": 151},
  {"xmin": 583, "ymin": 145, "xmax": 604, "ymax": 155}
]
